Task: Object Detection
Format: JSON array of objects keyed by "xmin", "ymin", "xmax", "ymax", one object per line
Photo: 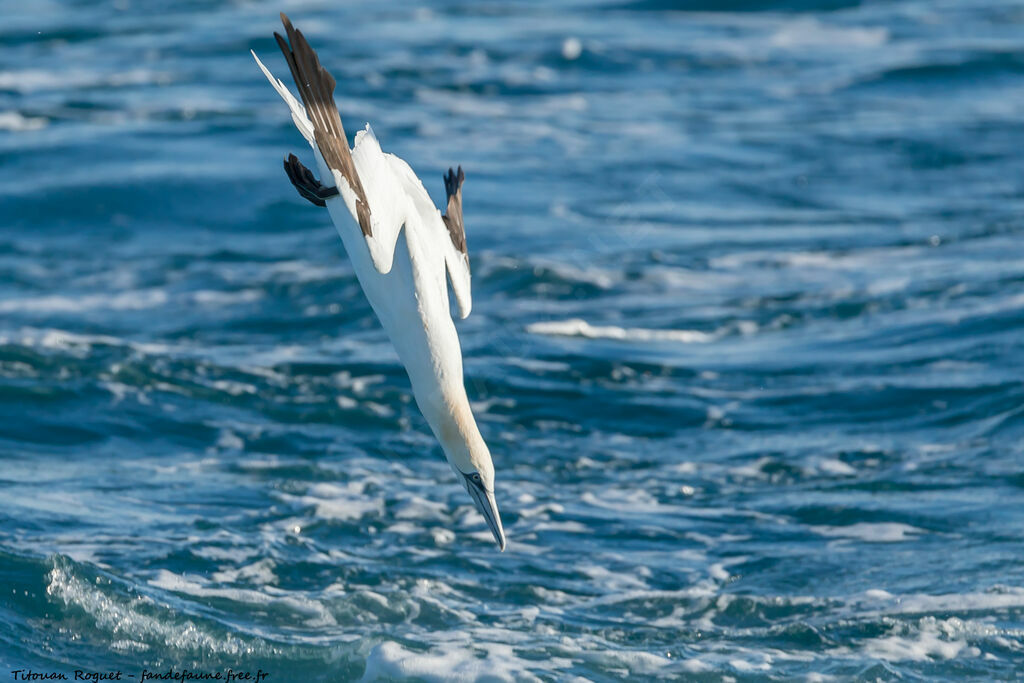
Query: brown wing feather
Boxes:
[
  {"xmin": 275, "ymin": 13, "xmax": 372, "ymax": 237},
  {"xmin": 442, "ymin": 166, "xmax": 467, "ymax": 255}
]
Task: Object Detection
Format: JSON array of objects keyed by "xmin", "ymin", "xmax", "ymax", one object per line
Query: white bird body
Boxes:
[
  {"xmin": 252, "ymin": 15, "xmax": 504, "ymax": 549},
  {"xmin": 328, "ymin": 133, "xmax": 483, "ymax": 469}
]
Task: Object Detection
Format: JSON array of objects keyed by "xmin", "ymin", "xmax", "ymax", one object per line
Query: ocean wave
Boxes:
[
  {"xmin": 526, "ymin": 318, "xmax": 717, "ymax": 343},
  {"xmin": 45, "ymin": 556, "xmax": 280, "ymax": 658}
]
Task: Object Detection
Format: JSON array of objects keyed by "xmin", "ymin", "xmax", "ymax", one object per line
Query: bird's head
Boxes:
[{"xmin": 444, "ymin": 431, "xmax": 505, "ymax": 551}]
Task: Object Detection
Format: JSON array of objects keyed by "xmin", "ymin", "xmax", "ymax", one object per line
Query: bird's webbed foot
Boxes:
[{"xmin": 283, "ymin": 153, "xmax": 340, "ymax": 207}]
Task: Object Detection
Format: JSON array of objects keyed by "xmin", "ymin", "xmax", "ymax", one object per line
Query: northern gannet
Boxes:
[{"xmin": 252, "ymin": 14, "xmax": 505, "ymax": 550}]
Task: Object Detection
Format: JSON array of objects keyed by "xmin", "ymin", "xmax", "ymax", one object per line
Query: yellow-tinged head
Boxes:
[{"xmin": 440, "ymin": 404, "xmax": 505, "ymax": 551}]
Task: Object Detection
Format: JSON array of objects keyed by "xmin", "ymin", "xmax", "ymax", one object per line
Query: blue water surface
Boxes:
[{"xmin": 2, "ymin": 0, "xmax": 1024, "ymax": 680}]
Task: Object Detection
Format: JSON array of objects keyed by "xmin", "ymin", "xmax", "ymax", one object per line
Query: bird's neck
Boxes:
[{"xmin": 419, "ymin": 379, "xmax": 486, "ymax": 472}]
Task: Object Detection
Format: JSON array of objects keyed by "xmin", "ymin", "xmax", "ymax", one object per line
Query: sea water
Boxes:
[{"xmin": 2, "ymin": 0, "xmax": 1024, "ymax": 679}]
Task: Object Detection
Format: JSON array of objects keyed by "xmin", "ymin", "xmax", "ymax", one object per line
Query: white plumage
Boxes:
[{"xmin": 251, "ymin": 14, "xmax": 504, "ymax": 550}]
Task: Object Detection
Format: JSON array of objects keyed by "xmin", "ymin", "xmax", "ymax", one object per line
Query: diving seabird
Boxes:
[{"xmin": 252, "ymin": 13, "xmax": 505, "ymax": 550}]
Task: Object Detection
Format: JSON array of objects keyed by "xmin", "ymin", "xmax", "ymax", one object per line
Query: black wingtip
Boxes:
[
  {"xmin": 273, "ymin": 32, "xmax": 289, "ymax": 59},
  {"xmin": 444, "ymin": 166, "xmax": 465, "ymax": 199}
]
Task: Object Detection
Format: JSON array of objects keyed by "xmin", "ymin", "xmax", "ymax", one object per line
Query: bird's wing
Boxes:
[
  {"xmin": 254, "ymin": 14, "xmax": 407, "ymax": 275},
  {"xmin": 441, "ymin": 166, "xmax": 472, "ymax": 319},
  {"xmin": 385, "ymin": 154, "xmax": 473, "ymax": 319},
  {"xmin": 270, "ymin": 13, "xmax": 372, "ymax": 238},
  {"xmin": 442, "ymin": 166, "xmax": 467, "ymax": 257}
]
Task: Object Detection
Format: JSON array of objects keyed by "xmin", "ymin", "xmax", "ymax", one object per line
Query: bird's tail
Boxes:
[{"xmin": 251, "ymin": 49, "xmax": 315, "ymax": 146}]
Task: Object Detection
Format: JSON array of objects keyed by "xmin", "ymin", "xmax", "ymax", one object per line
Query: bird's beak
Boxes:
[{"xmin": 463, "ymin": 474, "xmax": 506, "ymax": 551}]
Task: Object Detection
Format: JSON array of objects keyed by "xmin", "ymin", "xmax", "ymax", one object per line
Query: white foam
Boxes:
[
  {"xmin": 730, "ymin": 456, "xmax": 774, "ymax": 479},
  {"xmin": 430, "ymin": 527, "xmax": 455, "ymax": 545},
  {"xmin": 214, "ymin": 429, "xmax": 245, "ymax": 450},
  {"xmin": 101, "ymin": 380, "xmax": 147, "ymax": 405},
  {"xmin": 16, "ymin": 328, "xmax": 172, "ymax": 356},
  {"xmin": 191, "ymin": 289, "xmax": 263, "ymax": 306},
  {"xmin": 518, "ymin": 502, "xmax": 565, "ymax": 519},
  {"xmin": 278, "ymin": 482, "xmax": 383, "ymax": 522},
  {"xmin": 333, "ymin": 371, "xmax": 387, "ymax": 393},
  {"xmin": 189, "ymin": 544, "xmax": 261, "ymax": 562},
  {"xmin": 577, "ymin": 563, "xmax": 650, "ymax": 591},
  {"xmin": 527, "ymin": 318, "xmax": 715, "ymax": 344},
  {"xmin": 0, "ymin": 110, "xmax": 47, "ymax": 131},
  {"xmin": 886, "ymin": 587, "xmax": 1024, "ymax": 614},
  {"xmin": 857, "ymin": 617, "xmax": 977, "ymax": 662},
  {"xmin": 562, "ymin": 37, "xmax": 582, "ymax": 61},
  {"xmin": 0, "ymin": 289, "xmax": 168, "ymax": 313},
  {"xmin": 729, "ymin": 657, "xmax": 770, "ymax": 672},
  {"xmin": 770, "ymin": 18, "xmax": 888, "ymax": 49},
  {"xmin": 149, "ymin": 570, "xmax": 335, "ymax": 627},
  {"xmin": 210, "ymin": 559, "xmax": 277, "ymax": 586},
  {"xmin": 501, "ymin": 358, "xmax": 571, "ymax": 373},
  {"xmin": 681, "ymin": 658, "xmax": 711, "ymax": 673},
  {"xmin": 815, "ymin": 458, "xmax": 857, "ymax": 476},
  {"xmin": 211, "ymin": 380, "xmax": 258, "ymax": 397},
  {"xmin": 409, "ymin": 579, "xmax": 477, "ymax": 622},
  {"xmin": 0, "ymin": 68, "xmax": 154, "ymax": 92},
  {"xmin": 149, "ymin": 570, "xmax": 271, "ymax": 604},
  {"xmin": 708, "ymin": 563, "xmax": 731, "ymax": 581},
  {"xmin": 810, "ymin": 523, "xmax": 925, "ymax": 543},
  {"xmin": 393, "ymin": 495, "xmax": 448, "ymax": 522},
  {"xmin": 363, "ymin": 639, "xmax": 544, "ymax": 683}
]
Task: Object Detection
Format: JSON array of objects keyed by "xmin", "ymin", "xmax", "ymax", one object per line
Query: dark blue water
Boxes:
[{"xmin": 3, "ymin": 0, "xmax": 1024, "ymax": 680}]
